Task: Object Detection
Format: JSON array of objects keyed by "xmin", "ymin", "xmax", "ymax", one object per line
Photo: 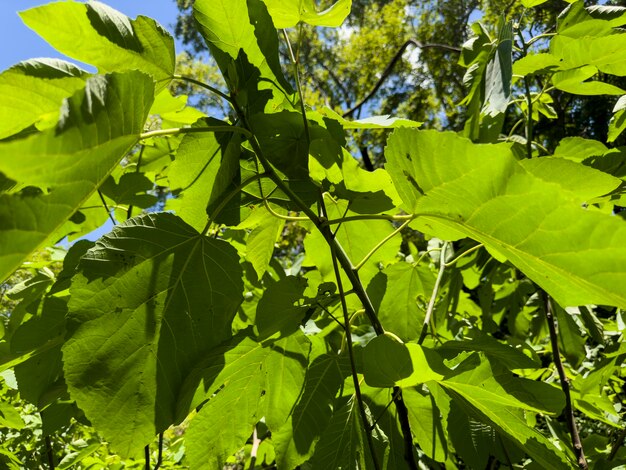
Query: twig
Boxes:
[
  {"xmin": 444, "ymin": 243, "xmax": 483, "ymax": 267},
  {"xmin": 542, "ymin": 292, "xmax": 588, "ymax": 470},
  {"xmin": 127, "ymin": 144, "xmax": 145, "ymax": 220},
  {"xmin": 144, "ymin": 445, "xmax": 150, "ymax": 470},
  {"xmin": 140, "ymin": 125, "xmax": 252, "ymax": 141},
  {"xmin": 418, "ymin": 242, "xmax": 448, "ymax": 345},
  {"xmin": 153, "ymin": 433, "xmax": 163, "ymax": 470},
  {"xmin": 354, "ymin": 219, "xmax": 412, "ymax": 271},
  {"xmin": 609, "ymin": 427, "xmax": 626, "ymax": 461},
  {"xmin": 342, "ymin": 38, "xmax": 461, "ymax": 118},
  {"xmin": 171, "ymin": 74, "xmax": 232, "ymax": 102},
  {"xmin": 248, "ymin": 426, "xmax": 261, "ymax": 470},
  {"xmin": 329, "ymin": 237, "xmax": 380, "ymax": 470},
  {"xmin": 229, "ymin": 85, "xmax": 418, "ymax": 470},
  {"xmin": 45, "ymin": 435, "xmax": 55, "ymax": 470},
  {"xmin": 98, "ymin": 190, "xmax": 117, "ymax": 226}
]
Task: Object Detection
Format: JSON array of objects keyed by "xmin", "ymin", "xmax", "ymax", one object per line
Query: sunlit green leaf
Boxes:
[
  {"xmin": 63, "ymin": 213, "xmax": 244, "ymax": 457},
  {"xmin": 385, "ymin": 129, "xmax": 626, "ymax": 309},
  {"xmin": 20, "ymin": 1, "xmax": 174, "ymax": 84},
  {"xmin": 263, "ymin": 0, "xmax": 352, "ymax": 28},
  {"xmin": 0, "ymin": 71, "xmax": 154, "ymax": 283},
  {"xmin": 0, "ymin": 59, "xmax": 88, "ymax": 139},
  {"xmin": 273, "ymin": 349, "xmax": 348, "ymax": 469}
]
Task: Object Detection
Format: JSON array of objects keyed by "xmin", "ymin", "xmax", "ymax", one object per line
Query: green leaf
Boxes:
[
  {"xmin": 513, "ymin": 53, "xmax": 560, "ymax": 76},
  {"xmin": 369, "ymin": 262, "xmax": 435, "ymax": 341},
  {"xmin": 553, "ymin": 136, "xmax": 608, "ymax": 162},
  {"xmin": 185, "ymin": 335, "xmax": 267, "ymax": 469},
  {"xmin": 362, "ymin": 335, "xmax": 444, "ymax": 388},
  {"xmin": 554, "ymin": 305, "xmax": 587, "ymax": 367},
  {"xmin": 312, "ymin": 107, "xmax": 422, "ymax": 129},
  {"xmin": 99, "ymin": 172, "xmax": 157, "ymax": 209},
  {"xmin": 256, "ymin": 276, "xmax": 308, "ymax": 340},
  {"xmin": 168, "ymin": 119, "xmax": 243, "ymax": 230},
  {"xmin": 263, "ymin": 334, "xmax": 310, "ymax": 431},
  {"xmin": 438, "ymin": 336, "xmax": 539, "ymax": 369},
  {"xmin": 303, "ymin": 197, "xmax": 400, "ymax": 286},
  {"xmin": 246, "ymin": 215, "xmax": 285, "ymax": 278},
  {"xmin": 552, "ymin": 66, "xmax": 625, "ymax": 95},
  {"xmin": 550, "ymin": 34, "xmax": 626, "ymax": 76},
  {"xmin": 609, "ymin": 108, "xmax": 626, "ymax": 142},
  {"xmin": 263, "ymin": 0, "xmax": 352, "ymax": 28},
  {"xmin": 193, "ymin": 0, "xmax": 292, "ymax": 95},
  {"xmin": 483, "ymin": 21, "xmax": 513, "ymax": 117},
  {"xmin": 273, "ymin": 350, "xmax": 348, "ymax": 469},
  {"xmin": 519, "ymin": 157, "xmax": 621, "ymax": 202},
  {"xmin": 0, "ymin": 402, "xmax": 25, "ymax": 430},
  {"xmin": 522, "ymin": 0, "xmax": 549, "ymax": 7},
  {"xmin": 403, "ymin": 389, "xmax": 447, "ymax": 462},
  {"xmin": 439, "ymin": 356, "xmax": 570, "ymax": 468},
  {"xmin": 20, "ymin": 1, "xmax": 174, "ymax": 84},
  {"xmin": 63, "ymin": 213, "xmax": 244, "ymax": 457},
  {"xmin": 309, "ymin": 396, "xmax": 380, "ymax": 470},
  {"xmin": 0, "ymin": 71, "xmax": 154, "ymax": 283},
  {"xmin": 385, "ymin": 129, "xmax": 626, "ymax": 309},
  {"xmin": 0, "ymin": 59, "xmax": 88, "ymax": 139}
]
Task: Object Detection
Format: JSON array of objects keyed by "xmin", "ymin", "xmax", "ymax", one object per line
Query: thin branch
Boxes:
[
  {"xmin": 342, "ymin": 38, "xmax": 461, "ymax": 118},
  {"xmin": 609, "ymin": 427, "xmax": 626, "ymax": 461},
  {"xmin": 144, "ymin": 445, "xmax": 150, "ymax": 470},
  {"xmin": 171, "ymin": 74, "xmax": 232, "ymax": 102},
  {"xmin": 354, "ymin": 219, "xmax": 412, "ymax": 271},
  {"xmin": 282, "ymin": 29, "xmax": 310, "ymax": 145},
  {"xmin": 418, "ymin": 242, "xmax": 448, "ymax": 345},
  {"xmin": 140, "ymin": 125, "xmax": 252, "ymax": 141},
  {"xmin": 45, "ymin": 435, "xmax": 55, "ymax": 470},
  {"xmin": 262, "ymin": 199, "xmax": 309, "ymax": 222},
  {"xmin": 542, "ymin": 292, "xmax": 589, "ymax": 470},
  {"xmin": 444, "ymin": 243, "xmax": 483, "ymax": 267},
  {"xmin": 369, "ymin": 388, "xmax": 399, "ymax": 431},
  {"xmin": 229, "ymin": 87, "xmax": 418, "ymax": 470},
  {"xmin": 329, "ymin": 237, "xmax": 380, "ymax": 470},
  {"xmin": 247, "ymin": 426, "xmax": 261, "ymax": 470},
  {"xmin": 323, "ymin": 213, "xmax": 415, "ymax": 225},
  {"xmin": 153, "ymin": 433, "xmax": 163, "ymax": 470},
  {"xmin": 127, "ymin": 144, "xmax": 145, "ymax": 220},
  {"xmin": 98, "ymin": 190, "xmax": 117, "ymax": 226}
]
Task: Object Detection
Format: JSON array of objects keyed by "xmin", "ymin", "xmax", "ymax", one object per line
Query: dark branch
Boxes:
[
  {"xmin": 542, "ymin": 292, "xmax": 588, "ymax": 470},
  {"xmin": 342, "ymin": 38, "xmax": 461, "ymax": 118}
]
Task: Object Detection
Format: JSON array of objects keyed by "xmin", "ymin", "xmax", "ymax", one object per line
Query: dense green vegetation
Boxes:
[{"xmin": 1, "ymin": 0, "xmax": 626, "ymax": 468}]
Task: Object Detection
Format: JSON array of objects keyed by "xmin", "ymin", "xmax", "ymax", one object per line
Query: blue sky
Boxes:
[{"xmin": 0, "ymin": 0, "xmax": 183, "ymax": 71}]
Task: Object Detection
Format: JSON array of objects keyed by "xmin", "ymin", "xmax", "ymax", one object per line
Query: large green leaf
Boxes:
[
  {"xmin": 309, "ymin": 396, "xmax": 380, "ymax": 470},
  {"xmin": 439, "ymin": 356, "xmax": 571, "ymax": 468},
  {"xmin": 362, "ymin": 335, "xmax": 444, "ymax": 388},
  {"xmin": 385, "ymin": 129, "xmax": 626, "ymax": 309},
  {"xmin": 20, "ymin": 1, "xmax": 174, "ymax": 84},
  {"xmin": 62, "ymin": 213, "xmax": 244, "ymax": 457},
  {"xmin": 519, "ymin": 157, "xmax": 621, "ymax": 202},
  {"xmin": 193, "ymin": 0, "xmax": 292, "ymax": 96},
  {"xmin": 168, "ymin": 119, "xmax": 243, "ymax": 230},
  {"xmin": 403, "ymin": 388, "xmax": 447, "ymax": 462},
  {"xmin": 262, "ymin": 0, "xmax": 352, "ymax": 28},
  {"xmin": 0, "ymin": 71, "xmax": 154, "ymax": 283},
  {"xmin": 0, "ymin": 59, "xmax": 88, "ymax": 139},
  {"xmin": 273, "ymin": 350, "xmax": 348, "ymax": 469},
  {"xmin": 368, "ymin": 262, "xmax": 435, "ymax": 341},
  {"xmin": 256, "ymin": 276, "xmax": 308, "ymax": 340},
  {"xmin": 182, "ymin": 332, "xmax": 310, "ymax": 468}
]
